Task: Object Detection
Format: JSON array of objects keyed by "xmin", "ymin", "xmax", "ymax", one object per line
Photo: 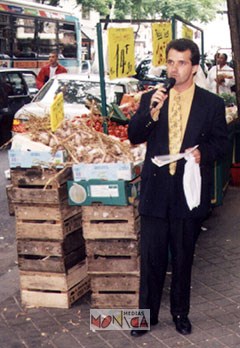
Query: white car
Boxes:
[{"xmin": 13, "ymin": 73, "xmax": 140, "ymax": 132}]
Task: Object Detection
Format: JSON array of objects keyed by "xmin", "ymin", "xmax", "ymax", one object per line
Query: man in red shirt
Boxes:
[{"xmin": 36, "ymin": 51, "xmax": 67, "ymax": 89}]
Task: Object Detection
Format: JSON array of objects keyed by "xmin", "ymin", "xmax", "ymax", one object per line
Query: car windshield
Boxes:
[
  {"xmin": 22, "ymin": 72, "xmax": 38, "ymax": 94},
  {"xmin": 33, "ymin": 78, "xmax": 139, "ymax": 105}
]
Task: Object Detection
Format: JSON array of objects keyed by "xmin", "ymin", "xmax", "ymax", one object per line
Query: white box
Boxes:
[
  {"xmin": 72, "ymin": 162, "xmax": 142, "ymax": 181},
  {"xmin": 8, "ymin": 149, "xmax": 66, "ymax": 168}
]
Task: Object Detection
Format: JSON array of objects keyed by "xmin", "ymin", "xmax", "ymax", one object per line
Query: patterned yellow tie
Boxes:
[{"xmin": 169, "ymin": 93, "xmax": 182, "ymax": 175}]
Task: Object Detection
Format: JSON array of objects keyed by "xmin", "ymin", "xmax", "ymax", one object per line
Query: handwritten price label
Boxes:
[
  {"xmin": 152, "ymin": 22, "xmax": 172, "ymax": 67},
  {"xmin": 50, "ymin": 92, "xmax": 64, "ymax": 132},
  {"xmin": 108, "ymin": 27, "xmax": 135, "ymax": 80},
  {"xmin": 182, "ymin": 25, "xmax": 193, "ymax": 39}
]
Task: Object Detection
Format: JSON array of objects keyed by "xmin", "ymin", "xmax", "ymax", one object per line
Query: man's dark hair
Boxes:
[
  {"xmin": 166, "ymin": 38, "xmax": 200, "ymax": 66},
  {"xmin": 221, "ymin": 53, "xmax": 228, "ymax": 62}
]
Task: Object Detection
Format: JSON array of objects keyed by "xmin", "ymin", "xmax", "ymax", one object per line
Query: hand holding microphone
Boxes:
[
  {"xmin": 150, "ymin": 77, "xmax": 176, "ymax": 121},
  {"xmin": 151, "ymin": 77, "xmax": 176, "ymax": 109}
]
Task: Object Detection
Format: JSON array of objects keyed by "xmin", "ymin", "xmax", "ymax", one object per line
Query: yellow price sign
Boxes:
[
  {"xmin": 182, "ymin": 25, "xmax": 193, "ymax": 39},
  {"xmin": 108, "ymin": 27, "xmax": 135, "ymax": 80},
  {"xmin": 50, "ymin": 92, "xmax": 64, "ymax": 132},
  {"xmin": 152, "ymin": 22, "xmax": 172, "ymax": 66}
]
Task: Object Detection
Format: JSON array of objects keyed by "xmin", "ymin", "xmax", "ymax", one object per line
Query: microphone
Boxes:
[{"xmin": 151, "ymin": 77, "xmax": 176, "ymax": 108}]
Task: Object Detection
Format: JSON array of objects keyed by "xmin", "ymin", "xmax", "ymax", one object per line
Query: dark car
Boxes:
[{"xmin": 0, "ymin": 69, "xmax": 37, "ymax": 146}]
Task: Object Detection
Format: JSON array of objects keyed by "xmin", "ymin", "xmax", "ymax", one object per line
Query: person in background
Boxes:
[
  {"xmin": 36, "ymin": 51, "xmax": 67, "ymax": 89},
  {"xmin": 128, "ymin": 38, "xmax": 228, "ymax": 337},
  {"xmin": 206, "ymin": 53, "xmax": 235, "ymax": 95}
]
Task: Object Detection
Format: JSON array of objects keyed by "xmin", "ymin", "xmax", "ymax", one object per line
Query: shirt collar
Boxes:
[{"xmin": 170, "ymin": 83, "xmax": 195, "ymax": 100}]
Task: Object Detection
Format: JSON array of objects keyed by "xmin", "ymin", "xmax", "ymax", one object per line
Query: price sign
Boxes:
[
  {"xmin": 50, "ymin": 92, "xmax": 64, "ymax": 132},
  {"xmin": 182, "ymin": 25, "xmax": 193, "ymax": 39},
  {"xmin": 108, "ymin": 27, "xmax": 135, "ymax": 80},
  {"xmin": 152, "ymin": 22, "xmax": 172, "ymax": 66}
]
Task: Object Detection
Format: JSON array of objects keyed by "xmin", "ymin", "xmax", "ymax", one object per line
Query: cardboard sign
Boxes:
[
  {"xmin": 50, "ymin": 92, "xmax": 64, "ymax": 132},
  {"xmin": 108, "ymin": 27, "xmax": 135, "ymax": 79},
  {"xmin": 182, "ymin": 25, "xmax": 193, "ymax": 39},
  {"xmin": 152, "ymin": 22, "xmax": 172, "ymax": 66}
]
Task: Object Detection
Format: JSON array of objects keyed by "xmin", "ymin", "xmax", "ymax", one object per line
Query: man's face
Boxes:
[
  {"xmin": 166, "ymin": 48, "xmax": 198, "ymax": 91},
  {"xmin": 49, "ymin": 53, "xmax": 58, "ymax": 66},
  {"xmin": 217, "ymin": 54, "xmax": 227, "ymax": 67}
]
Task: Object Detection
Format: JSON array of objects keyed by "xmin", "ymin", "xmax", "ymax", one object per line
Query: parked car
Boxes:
[
  {"xmin": 13, "ymin": 73, "xmax": 140, "ymax": 132},
  {"xmin": 0, "ymin": 68, "xmax": 37, "ymax": 146}
]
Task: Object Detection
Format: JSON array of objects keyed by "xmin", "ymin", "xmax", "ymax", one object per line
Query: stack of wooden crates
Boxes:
[
  {"xmin": 10, "ymin": 166, "xmax": 90, "ymax": 308},
  {"xmin": 82, "ymin": 201, "xmax": 140, "ymax": 308}
]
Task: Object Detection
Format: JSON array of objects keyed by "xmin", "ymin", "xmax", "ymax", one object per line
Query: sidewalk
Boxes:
[{"xmin": 1, "ymin": 148, "xmax": 240, "ymax": 348}]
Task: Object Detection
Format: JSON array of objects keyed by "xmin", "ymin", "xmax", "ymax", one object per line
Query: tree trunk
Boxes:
[{"xmin": 226, "ymin": 0, "xmax": 240, "ymax": 114}]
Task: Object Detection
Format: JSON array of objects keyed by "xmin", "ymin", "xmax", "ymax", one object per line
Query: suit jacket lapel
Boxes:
[{"xmin": 181, "ymin": 87, "xmax": 208, "ymax": 151}]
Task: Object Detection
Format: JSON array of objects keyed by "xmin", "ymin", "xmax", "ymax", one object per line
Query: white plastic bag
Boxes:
[{"xmin": 183, "ymin": 153, "xmax": 201, "ymax": 210}]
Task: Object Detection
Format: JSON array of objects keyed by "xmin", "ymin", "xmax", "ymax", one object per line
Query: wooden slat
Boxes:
[
  {"xmin": 20, "ymin": 261, "xmax": 88, "ymax": 291},
  {"xmin": 21, "ymin": 277, "xmax": 90, "ymax": 309},
  {"xmin": 18, "ymin": 245, "xmax": 86, "ymax": 273},
  {"xmin": 17, "ymin": 229, "xmax": 85, "ymax": 257},
  {"xmin": 11, "ymin": 166, "xmax": 72, "ymax": 188},
  {"xmin": 11, "ymin": 184, "xmax": 68, "ymax": 204},
  {"xmin": 90, "ymin": 274, "xmax": 140, "ymax": 292},
  {"xmin": 82, "ymin": 205, "xmax": 140, "ymax": 240},
  {"xmin": 16, "ymin": 213, "xmax": 82, "ymax": 240},
  {"xmin": 91, "ymin": 293, "xmax": 139, "ymax": 309},
  {"xmin": 86, "ymin": 239, "xmax": 139, "ymax": 257},
  {"xmin": 14, "ymin": 200, "xmax": 81, "ymax": 222},
  {"xmin": 87, "ymin": 255, "xmax": 140, "ymax": 274}
]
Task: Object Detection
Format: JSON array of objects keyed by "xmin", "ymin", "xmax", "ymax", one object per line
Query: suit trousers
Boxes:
[{"xmin": 139, "ymin": 214, "xmax": 201, "ymax": 321}]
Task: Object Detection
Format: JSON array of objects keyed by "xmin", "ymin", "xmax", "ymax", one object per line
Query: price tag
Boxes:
[
  {"xmin": 152, "ymin": 22, "xmax": 172, "ymax": 66},
  {"xmin": 108, "ymin": 27, "xmax": 135, "ymax": 80},
  {"xmin": 182, "ymin": 25, "xmax": 193, "ymax": 39},
  {"xmin": 50, "ymin": 92, "xmax": 64, "ymax": 132}
]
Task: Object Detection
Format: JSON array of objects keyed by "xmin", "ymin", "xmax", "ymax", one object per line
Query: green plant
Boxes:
[{"xmin": 220, "ymin": 93, "xmax": 237, "ymax": 106}]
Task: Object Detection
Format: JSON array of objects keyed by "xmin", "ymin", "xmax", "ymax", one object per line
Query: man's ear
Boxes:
[{"xmin": 192, "ymin": 64, "xmax": 199, "ymax": 76}]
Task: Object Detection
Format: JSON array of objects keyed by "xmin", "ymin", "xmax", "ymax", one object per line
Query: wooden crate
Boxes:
[
  {"xmin": 10, "ymin": 166, "xmax": 72, "ymax": 189},
  {"xmin": 90, "ymin": 274, "xmax": 140, "ymax": 292},
  {"xmin": 16, "ymin": 212, "xmax": 82, "ymax": 240},
  {"xmin": 86, "ymin": 239, "xmax": 139, "ymax": 258},
  {"xmin": 82, "ymin": 205, "xmax": 140, "ymax": 240},
  {"xmin": 17, "ymin": 229, "xmax": 86, "ymax": 272},
  {"xmin": 90, "ymin": 274, "xmax": 139, "ymax": 308},
  {"xmin": 14, "ymin": 199, "xmax": 81, "ymax": 226},
  {"xmin": 86, "ymin": 239, "xmax": 140, "ymax": 274},
  {"xmin": 20, "ymin": 261, "xmax": 88, "ymax": 291},
  {"xmin": 20, "ymin": 262, "xmax": 90, "ymax": 309},
  {"xmin": 10, "ymin": 183, "xmax": 69, "ymax": 204},
  {"xmin": 88, "ymin": 255, "xmax": 139, "ymax": 274}
]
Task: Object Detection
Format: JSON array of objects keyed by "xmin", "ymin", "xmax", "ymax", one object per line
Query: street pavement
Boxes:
[{"xmin": 1, "ymin": 147, "xmax": 240, "ymax": 347}]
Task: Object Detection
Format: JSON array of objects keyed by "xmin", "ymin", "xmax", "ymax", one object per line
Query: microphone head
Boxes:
[
  {"xmin": 163, "ymin": 77, "xmax": 176, "ymax": 94},
  {"xmin": 151, "ymin": 77, "xmax": 176, "ymax": 108}
]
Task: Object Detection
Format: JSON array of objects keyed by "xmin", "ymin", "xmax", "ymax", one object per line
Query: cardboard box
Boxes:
[
  {"xmin": 72, "ymin": 162, "xmax": 142, "ymax": 181},
  {"xmin": 8, "ymin": 149, "xmax": 66, "ymax": 168},
  {"xmin": 67, "ymin": 177, "xmax": 140, "ymax": 206}
]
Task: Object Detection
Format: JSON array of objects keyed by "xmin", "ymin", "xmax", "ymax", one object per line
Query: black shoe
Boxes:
[
  {"xmin": 130, "ymin": 329, "xmax": 148, "ymax": 337},
  {"xmin": 173, "ymin": 315, "xmax": 192, "ymax": 335}
]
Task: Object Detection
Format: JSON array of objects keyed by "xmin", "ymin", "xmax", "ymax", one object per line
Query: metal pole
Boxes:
[{"xmin": 96, "ymin": 22, "xmax": 108, "ymax": 133}]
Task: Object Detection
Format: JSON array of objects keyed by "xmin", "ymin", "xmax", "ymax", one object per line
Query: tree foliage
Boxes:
[{"xmin": 76, "ymin": 0, "xmax": 224, "ymax": 23}]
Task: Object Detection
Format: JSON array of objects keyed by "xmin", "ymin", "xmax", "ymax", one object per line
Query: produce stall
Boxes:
[
  {"xmin": 7, "ymin": 105, "xmax": 146, "ymax": 309},
  {"xmin": 6, "ymin": 87, "xmax": 239, "ymax": 308},
  {"xmin": 211, "ymin": 108, "xmax": 239, "ymax": 207}
]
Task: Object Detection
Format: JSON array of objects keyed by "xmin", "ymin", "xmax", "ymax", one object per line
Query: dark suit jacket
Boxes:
[{"xmin": 128, "ymin": 85, "xmax": 229, "ymax": 219}]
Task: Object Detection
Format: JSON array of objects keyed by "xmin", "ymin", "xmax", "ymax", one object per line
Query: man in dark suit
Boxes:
[{"xmin": 128, "ymin": 38, "xmax": 228, "ymax": 337}]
